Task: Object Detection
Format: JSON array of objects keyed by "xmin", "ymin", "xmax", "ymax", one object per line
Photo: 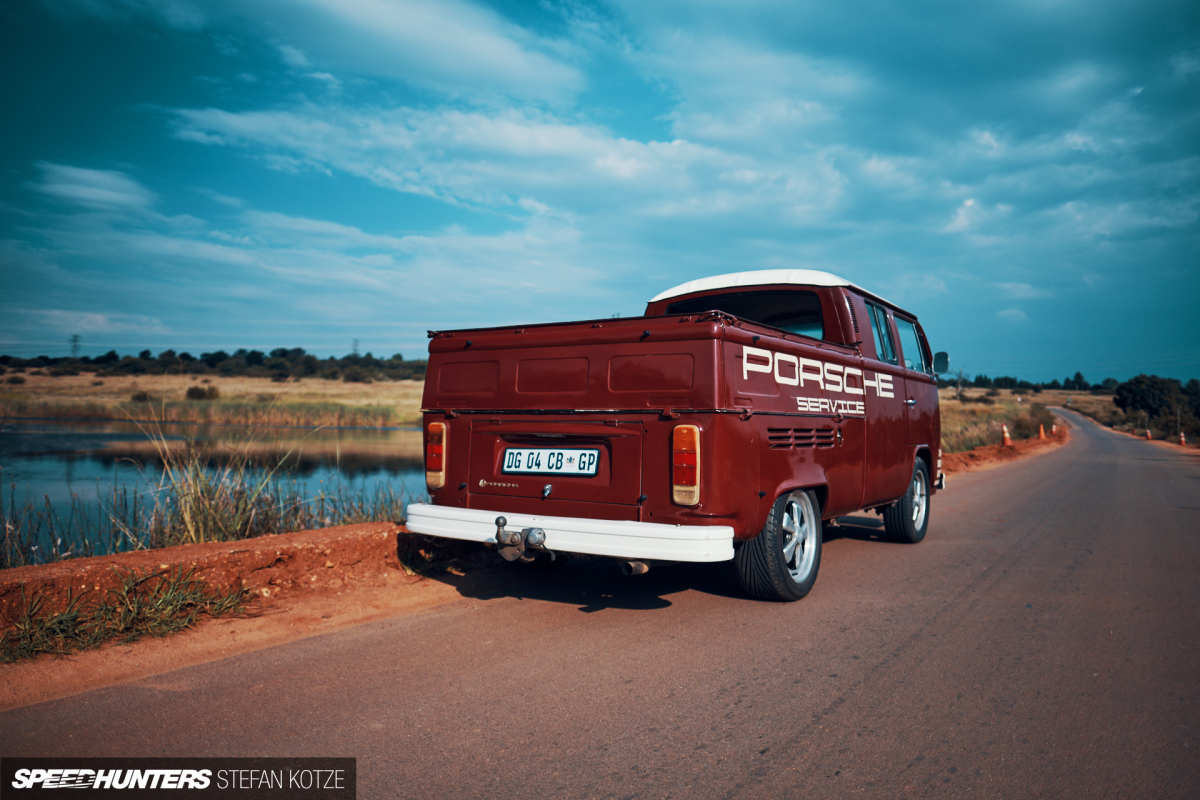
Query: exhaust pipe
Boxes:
[{"xmin": 621, "ymin": 560, "xmax": 650, "ymax": 576}]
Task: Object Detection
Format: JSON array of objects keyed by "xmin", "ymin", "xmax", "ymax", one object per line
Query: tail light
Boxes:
[
  {"xmin": 672, "ymin": 424, "xmax": 700, "ymax": 506},
  {"xmin": 425, "ymin": 421, "xmax": 447, "ymax": 489}
]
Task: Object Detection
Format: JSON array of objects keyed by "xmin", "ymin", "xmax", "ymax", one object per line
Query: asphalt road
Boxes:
[{"xmin": 4, "ymin": 410, "xmax": 1198, "ymax": 799}]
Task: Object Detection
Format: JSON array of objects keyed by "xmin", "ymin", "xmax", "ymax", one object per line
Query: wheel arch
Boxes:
[
  {"xmin": 740, "ymin": 463, "xmax": 828, "ymax": 539},
  {"xmin": 912, "ymin": 445, "xmax": 934, "ymax": 484}
]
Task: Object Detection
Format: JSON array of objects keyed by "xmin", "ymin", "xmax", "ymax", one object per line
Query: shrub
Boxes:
[
  {"xmin": 6, "ymin": 375, "xmax": 26, "ymax": 385},
  {"xmin": 1012, "ymin": 403, "xmax": 1056, "ymax": 439},
  {"xmin": 185, "ymin": 385, "xmax": 219, "ymax": 401},
  {"xmin": 91, "ymin": 380, "xmax": 104, "ymax": 386},
  {"xmin": 130, "ymin": 391, "xmax": 153, "ymax": 402},
  {"xmin": 342, "ymin": 366, "xmax": 371, "ymax": 383}
]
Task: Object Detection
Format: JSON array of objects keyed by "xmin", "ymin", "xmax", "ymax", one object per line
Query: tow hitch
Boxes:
[{"xmin": 493, "ymin": 516, "xmax": 550, "ymax": 562}]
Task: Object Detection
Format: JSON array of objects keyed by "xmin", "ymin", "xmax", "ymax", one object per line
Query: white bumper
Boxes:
[{"xmin": 404, "ymin": 503, "xmax": 734, "ymax": 563}]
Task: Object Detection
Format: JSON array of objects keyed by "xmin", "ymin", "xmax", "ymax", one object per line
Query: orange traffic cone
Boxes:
[
  {"xmin": 1145, "ymin": 429, "xmax": 1152, "ymax": 440},
  {"xmin": 1002, "ymin": 423, "xmax": 1013, "ymax": 447},
  {"xmin": 1181, "ymin": 431, "xmax": 1187, "ymax": 446},
  {"xmin": 1051, "ymin": 423, "xmax": 1058, "ymax": 436},
  {"xmin": 1038, "ymin": 424, "xmax": 1046, "ymax": 440}
]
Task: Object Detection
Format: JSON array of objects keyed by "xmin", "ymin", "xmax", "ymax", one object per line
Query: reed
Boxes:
[{"xmin": 1, "ymin": 422, "xmax": 411, "ymax": 568}]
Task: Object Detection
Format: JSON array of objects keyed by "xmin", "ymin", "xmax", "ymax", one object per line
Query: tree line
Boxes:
[
  {"xmin": 934, "ymin": 370, "xmax": 1118, "ymax": 393},
  {"xmin": 0, "ymin": 348, "xmax": 427, "ymax": 383},
  {"xmin": 1111, "ymin": 374, "xmax": 1200, "ymax": 438}
]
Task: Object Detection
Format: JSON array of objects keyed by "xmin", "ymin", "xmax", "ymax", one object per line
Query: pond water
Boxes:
[{"xmin": 0, "ymin": 419, "xmax": 428, "ymax": 560}]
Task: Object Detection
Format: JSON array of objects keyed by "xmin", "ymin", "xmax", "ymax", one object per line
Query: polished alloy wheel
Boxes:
[
  {"xmin": 780, "ymin": 494, "xmax": 818, "ymax": 582},
  {"xmin": 910, "ymin": 468, "xmax": 928, "ymax": 531}
]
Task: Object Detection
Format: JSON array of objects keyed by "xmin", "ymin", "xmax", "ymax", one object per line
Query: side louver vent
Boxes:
[{"xmin": 766, "ymin": 427, "xmax": 837, "ymax": 449}]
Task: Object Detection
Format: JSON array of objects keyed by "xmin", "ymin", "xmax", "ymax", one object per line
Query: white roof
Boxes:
[{"xmin": 650, "ymin": 269, "xmax": 872, "ymax": 303}]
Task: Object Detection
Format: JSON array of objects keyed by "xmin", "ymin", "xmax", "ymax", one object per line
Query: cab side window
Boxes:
[
  {"xmin": 894, "ymin": 316, "xmax": 929, "ymax": 373},
  {"xmin": 867, "ymin": 302, "xmax": 898, "ymax": 365}
]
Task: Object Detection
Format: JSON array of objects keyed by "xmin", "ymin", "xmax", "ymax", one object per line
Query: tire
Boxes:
[
  {"xmin": 883, "ymin": 460, "xmax": 930, "ymax": 543},
  {"xmin": 735, "ymin": 489, "xmax": 823, "ymax": 601}
]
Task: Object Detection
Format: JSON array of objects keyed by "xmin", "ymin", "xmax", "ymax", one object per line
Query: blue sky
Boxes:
[{"xmin": 1, "ymin": 0, "xmax": 1197, "ymax": 382}]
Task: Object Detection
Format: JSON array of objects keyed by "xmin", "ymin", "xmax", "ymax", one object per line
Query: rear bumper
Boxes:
[{"xmin": 404, "ymin": 503, "xmax": 735, "ymax": 562}]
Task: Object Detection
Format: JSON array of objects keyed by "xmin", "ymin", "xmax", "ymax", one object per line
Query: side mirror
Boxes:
[{"xmin": 933, "ymin": 352, "xmax": 949, "ymax": 374}]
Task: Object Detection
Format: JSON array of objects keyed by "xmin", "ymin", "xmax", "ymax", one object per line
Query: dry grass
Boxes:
[
  {"xmin": 939, "ymin": 388, "xmax": 1065, "ymax": 452},
  {"xmin": 0, "ymin": 372, "xmax": 425, "ymax": 427},
  {"xmin": 93, "ymin": 431, "xmax": 424, "ymax": 467},
  {"xmin": 1035, "ymin": 389, "xmax": 1125, "ymax": 427}
]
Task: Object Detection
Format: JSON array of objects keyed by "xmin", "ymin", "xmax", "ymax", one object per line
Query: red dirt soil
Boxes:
[
  {"xmin": 0, "ymin": 424, "xmax": 1073, "ymax": 710},
  {"xmin": 941, "ymin": 425, "xmax": 1069, "ymax": 474}
]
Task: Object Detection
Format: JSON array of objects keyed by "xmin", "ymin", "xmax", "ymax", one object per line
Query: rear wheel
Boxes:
[
  {"xmin": 735, "ymin": 489, "xmax": 822, "ymax": 601},
  {"xmin": 883, "ymin": 460, "xmax": 930, "ymax": 543}
]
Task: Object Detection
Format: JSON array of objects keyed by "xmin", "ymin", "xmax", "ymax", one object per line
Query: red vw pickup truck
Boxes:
[{"xmin": 405, "ymin": 269, "xmax": 946, "ymax": 600}]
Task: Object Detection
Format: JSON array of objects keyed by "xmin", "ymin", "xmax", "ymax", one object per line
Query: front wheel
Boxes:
[
  {"xmin": 735, "ymin": 489, "xmax": 823, "ymax": 601},
  {"xmin": 883, "ymin": 460, "xmax": 930, "ymax": 543}
]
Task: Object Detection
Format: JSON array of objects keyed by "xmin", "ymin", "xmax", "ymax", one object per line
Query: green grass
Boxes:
[{"xmin": 0, "ymin": 567, "xmax": 246, "ymax": 663}]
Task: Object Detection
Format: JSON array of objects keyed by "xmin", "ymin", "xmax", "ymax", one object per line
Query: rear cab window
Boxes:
[{"xmin": 665, "ymin": 289, "xmax": 825, "ymax": 340}]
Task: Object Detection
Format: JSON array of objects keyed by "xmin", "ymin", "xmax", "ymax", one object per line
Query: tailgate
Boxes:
[
  {"xmin": 424, "ymin": 315, "xmax": 722, "ymax": 412},
  {"xmin": 469, "ymin": 420, "xmax": 643, "ymax": 506}
]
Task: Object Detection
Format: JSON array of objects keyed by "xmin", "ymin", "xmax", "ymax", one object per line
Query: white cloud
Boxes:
[
  {"xmin": 970, "ymin": 129, "xmax": 1003, "ymax": 156},
  {"xmin": 32, "ymin": 162, "xmax": 156, "ymax": 211},
  {"xmin": 1037, "ymin": 61, "xmax": 1115, "ymax": 97},
  {"xmin": 195, "ymin": 188, "xmax": 245, "ymax": 207},
  {"xmin": 306, "ymin": 71, "xmax": 341, "ymax": 91},
  {"xmin": 859, "ymin": 155, "xmax": 922, "ymax": 192},
  {"xmin": 632, "ymin": 31, "xmax": 866, "ymax": 148},
  {"xmin": 943, "ymin": 198, "xmax": 977, "ymax": 232},
  {"xmin": 170, "ymin": 104, "xmax": 847, "ymax": 222},
  {"xmin": 1172, "ymin": 49, "xmax": 1200, "ymax": 78},
  {"xmin": 250, "ymin": 0, "xmax": 582, "ymax": 102},
  {"xmin": 54, "ymin": 0, "xmax": 584, "ymax": 102},
  {"xmin": 996, "ymin": 308, "xmax": 1029, "ymax": 323},
  {"xmin": 276, "ymin": 43, "xmax": 310, "ymax": 68},
  {"xmin": 18, "ymin": 308, "xmax": 170, "ymax": 335}
]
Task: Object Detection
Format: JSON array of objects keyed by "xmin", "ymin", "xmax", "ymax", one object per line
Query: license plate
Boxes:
[{"xmin": 502, "ymin": 447, "xmax": 600, "ymax": 476}]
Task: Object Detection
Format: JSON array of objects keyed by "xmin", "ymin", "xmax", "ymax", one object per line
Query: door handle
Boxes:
[{"xmin": 905, "ymin": 399, "xmax": 916, "ymax": 406}]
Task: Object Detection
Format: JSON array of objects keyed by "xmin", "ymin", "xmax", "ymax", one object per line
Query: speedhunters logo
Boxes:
[
  {"xmin": 11, "ymin": 768, "xmax": 211, "ymax": 790},
  {"xmin": 1, "ymin": 758, "xmax": 354, "ymax": 798}
]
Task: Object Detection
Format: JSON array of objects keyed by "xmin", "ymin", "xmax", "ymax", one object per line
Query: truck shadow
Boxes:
[
  {"xmin": 400, "ymin": 538, "xmax": 745, "ymax": 612},
  {"xmin": 824, "ymin": 514, "xmax": 889, "ymax": 542},
  {"xmin": 398, "ymin": 517, "xmax": 893, "ymax": 612}
]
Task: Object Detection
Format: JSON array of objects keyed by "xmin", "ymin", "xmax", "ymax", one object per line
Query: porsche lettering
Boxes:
[{"xmin": 742, "ymin": 345, "xmax": 894, "ymax": 398}]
